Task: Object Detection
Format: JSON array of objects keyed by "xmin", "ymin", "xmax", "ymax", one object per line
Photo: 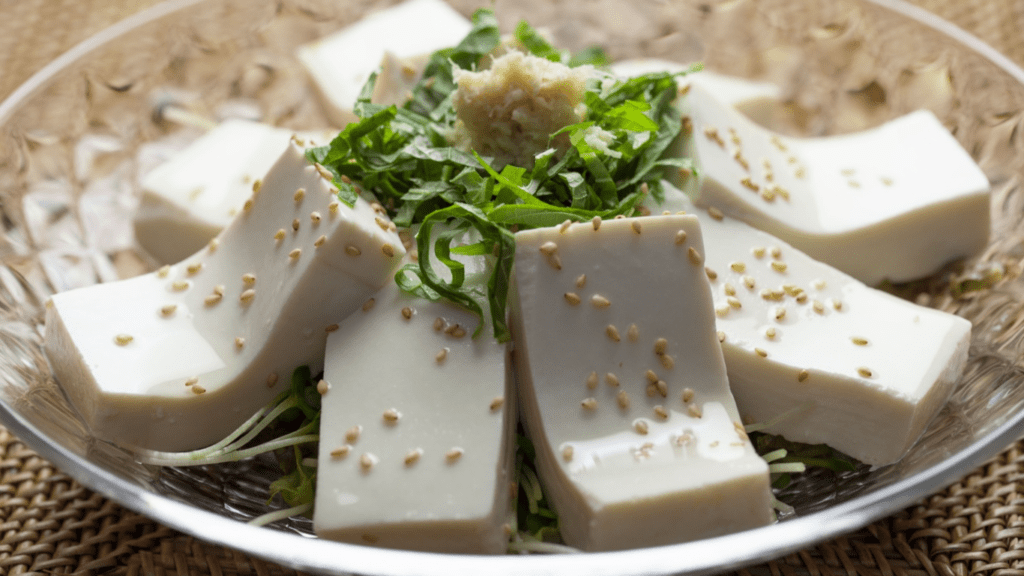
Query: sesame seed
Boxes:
[
  {"xmin": 310, "ymin": 211, "xmax": 322, "ymax": 224},
  {"xmin": 740, "ymin": 177, "xmax": 759, "ymax": 192},
  {"xmin": 646, "ymin": 383, "xmax": 658, "ymax": 397},
  {"xmin": 274, "ymin": 229, "xmax": 286, "ymax": 241},
  {"xmin": 192, "ymin": 385, "xmax": 206, "ymax": 395},
  {"xmin": 645, "ymin": 369, "xmax": 659, "ymax": 383},
  {"xmin": 329, "ymin": 202, "xmax": 340, "ymax": 215},
  {"xmin": 708, "ymin": 206, "xmax": 725, "ymax": 221},
  {"xmin": 581, "ymin": 397, "xmax": 597, "ymax": 410},
  {"xmin": 242, "ymin": 273, "xmax": 256, "ymax": 285},
  {"xmin": 717, "ymin": 331, "xmax": 726, "ymax": 343},
  {"xmin": 267, "ymin": 373, "xmax": 279, "ymax": 387},
  {"xmin": 761, "ymin": 187, "xmax": 776, "ymax": 202},
  {"xmin": 675, "ymin": 433, "xmax": 694, "ymax": 446},
  {"xmin": 561, "ymin": 445, "xmax": 574, "ymax": 462},
  {"xmin": 675, "ymin": 230, "xmax": 687, "ymax": 245},
  {"xmin": 447, "ymin": 325, "xmax": 467, "ymax": 338},
  {"xmin": 715, "ymin": 304, "xmax": 730, "ymax": 317},
  {"xmin": 539, "ymin": 241, "xmax": 558, "ymax": 256},
  {"xmin": 627, "ymin": 323, "xmax": 639, "ymax": 342},
  {"xmin": 204, "ymin": 293, "xmax": 223, "ymax": 306},
  {"xmin": 345, "ymin": 245, "xmax": 361, "ymax": 257},
  {"xmin": 559, "ymin": 219, "xmax": 573, "ymax": 233},
  {"xmin": 564, "ymin": 292, "xmax": 581, "ymax": 306},
  {"xmin": 752, "ymin": 247, "xmax": 766, "ymax": 259},
  {"xmin": 743, "ymin": 276, "xmax": 756, "ymax": 290},
  {"xmin": 796, "ymin": 293, "xmax": 809, "ymax": 304},
  {"xmin": 591, "ymin": 294, "xmax": 611, "ymax": 308},
  {"xmin": 617, "ymin": 390, "xmax": 630, "ymax": 409},
  {"xmin": 812, "ymin": 300, "xmax": 825, "ymax": 314},
  {"xmin": 687, "ymin": 247, "xmax": 703, "ymax": 266},
  {"xmin": 360, "ymin": 453, "xmax": 377, "ymax": 471},
  {"xmin": 243, "ymin": 199, "xmax": 254, "ymax": 211},
  {"xmin": 687, "ymin": 404, "xmax": 703, "ymax": 418},
  {"xmin": 755, "ymin": 348, "xmax": 768, "ymax": 358},
  {"xmin": 171, "ymin": 280, "xmax": 190, "ymax": 292},
  {"xmin": 445, "ymin": 447, "xmax": 464, "ymax": 462},
  {"xmin": 185, "ymin": 376, "xmax": 199, "ymax": 387},
  {"xmin": 404, "ymin": 449, "xmax": 423, "ymax": 466},
  {"xmin": 654, "ymin": 405, "xmax": 669, "ymax": 419},
  {"xmin": 606, "ymin": 324, "xmax": 621, "ymax": 342},
  {"xmin": 490, "ymin": 397, "xmax": 505, "ymax": 411},
  {"xmin": 362, "ymin": 298, "xmax": 375, "ymax": 312},
  {"xmin": 381, "ymin": 244, "xmax": 395, "ymax": 258},
  {"xmin": 435, "ymin": 348, "xmax": 448, "ymax": 363},
  {"xmin": 330, "ymin": 445, "xmax": 351, "ymax": 459},
  {"xmin": 345, "ymin": 425, "xmax": 362, "ymax": 443},
  {"xmin": 208, "ymin": 238, "xmax": 219, "ymax": 253},
  {"xmin": 235, "ymin": 337, "xmax": 245, "ymax": 350},
  {"xmin": 832, "ymin": 299, "xmax": 844, "ymax": 311},
  {"xmin": 654, "ymin": 338, "xmax": 668, "ymax": 355},
  {"xmin": 314, "ymin": 235, "xmax": 327, "ymax": 248},
  {"xmin": 383, "ymin": 408, "xmax": 401, "ymax": 423},
  {"xmin": 771, "ymin": 261, "xmax": 788, "ymax": 273},
  {"xmin": 659, "ymin": 354, "xmax": 675, "ymax": 370},
  {"xmin": 734, "ymin": 151, "xmax": 749, "ymax": 170},
  {"xmin": 812, "ymin": 279, "xmax": 827, "ymax": 290},
  {"xmin": 765, "ymin": 327, "xmax": 777, "ymax": 339},
  {"xmin": 656, "ymin": 380, "xmax": 668, "ymax": 397},
  {"xmin": 724, "ymin": 283, "xmax": 736, "ymax": 296},
  {"xmin": 634, "ymin": 420, "xmax": 650, "ymax": 435},
  {"xmin": 586, "ymin": 371, "xmax": 599, "ymax": 389},
  {"xmin": 292, "ymin": 218, "xmax": 301, "ymax": 232},
  {"xmin": 798, "ymin": 370, "xmax": 810, "ymax": 382},
  {"xmin": 770, "ymin": 247, "xmax": 783, "ymax": 259},
  {"xmin": 545, "ymin": 253, "xmax": 562, "ymax": 270},
  {"xmin": 289, "ymin": 248, "xmax": 302, "ymax": 260},
  {"xmin": 213, "ymin": 285, "xmax": 225, "ymax": 296},
  {"xmin": 706, "ymin": 267, "xmax": 718, "ymax": 281},
  {"xmin": 575, "ymin": 274, "xmax": 587, "ymax": 289},
  {"xmin": 433, "ymin": 317, "xmax": 445, "ymax": 331},
  {"xmin": 858, "ymin": 367, "xmax": 873, "ymax": 378},
  {"xmin": 252, "ymin": 179, "xmax": 262, "ymax": 193},
  {"xmin": 727, "ymin": 296, "xmax": 742, "ymax": 309},
  {"xmin": 114, "ymin": 334, "xmax": 133, "ymax": 346},
  {"xmin": 605, "ymin": 373, "xmax": 620, "ymax": 387},
  {"xmin": 240, "ymin": 289, "xmax": 256, "ymax": 304},
  {"xmin": 314, "ymin": 164, "xmax": 332, "ymax": 181},
  {"xmin": 157, "ymin": 265, "xmax": 171, "ymax": 278},
  {"xmin": 401, "ymin": 307, "xmax": 413, "ymax": 320},
  {"xmin": 160, "ymin": 305, "xmax": 177, "ymax": 317},
  {"xmin": 775, "ymin": 307, "xmax": 786, "ymax": 321},
  {"xmin": 682, "ymin": 388, "xmax": 695, "ymax": 403},
  {"xmin": 631, "ymin": 220, "xmax": 642, "ymax": 234},
  {"xmin": 592, "ymin": 216, "xmax": 602, "ymax": 230},
  {"xmin": 325, "ymin": 324, "xmax": 339, "ymax": 333},
  {"xmin": 852, "ymin": 337, "xmax": 869, "ymax": 346}
]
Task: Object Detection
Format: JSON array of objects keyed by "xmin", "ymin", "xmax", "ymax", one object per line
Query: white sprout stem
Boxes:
[
  {"xmin": 216, "ymin": 398, "xmax": 305, "ymax": 454},
  {"xmin": 248, "ymin": 503, "xmax": 313, "ymax": 527},
  {"xmin": 744, "ymin": 402, "xmax": 813, "ymax": 434},
  {"xmin": 301, "ymin": 457, "xmax": 318, "ymax": 468},
  {"xmin": 160, "ymin": 105, "xmax": 218, "ymax": 131},
  {"xmin": 760, "ymin": 448, "xmax": 788, "ymax": 463},
  {"xmin": 141, "ymin": 434, "xmax": 319, "ymax": 467},
  {"xmin": 769, "ymin": 462, "xmax": 807, "ymax": 474},
  {"xmin": 507, "ymin": 540, "xmax": 581, "ymax": 554},
  {"xmin": 771, "ymin": 497, "xmax": 795, "ymax": 515}
]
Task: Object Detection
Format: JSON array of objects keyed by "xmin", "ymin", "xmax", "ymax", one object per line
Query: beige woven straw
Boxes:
[{"xmin": 1, "ymin": 0, "xmax": 1023, "ymax": 574}]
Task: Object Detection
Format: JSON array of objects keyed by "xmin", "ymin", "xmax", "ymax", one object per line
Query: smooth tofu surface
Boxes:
[
  {"xmin": 652, "ymin": 184, "xmax": 971, "ymax": 466},
  {"xmin": 511, "ymin": 215, "xmax": 772, "ymax": 551},
  {"xmin": 135, "ymin": 120, "xmax": 335, "ymax": 264},
  {"xmin": 684, "ymin": 79, "xmax": 990, "ymax": 284},
  {"xmin": 45, "ymin": 144, "xmax": 405, "ymax": 451},
  {"xmin": 315, "ymin": 277, "xmax": 513, "ymax": 554},
  {"xmin": 297, "ymin": 0, "xmax": 471, "ymax": 125}
]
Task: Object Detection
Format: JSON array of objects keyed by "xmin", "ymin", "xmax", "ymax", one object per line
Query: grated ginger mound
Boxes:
[{"xmin": 451, "ymin": 51, "xmax": 593, "ymax": 168}]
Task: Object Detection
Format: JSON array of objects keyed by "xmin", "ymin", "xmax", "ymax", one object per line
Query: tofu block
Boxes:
[
  {"xmin": 652, "ymin": 184, "xmax": 971, "ymax": 466},
  {"xmin": 135, "ymin": 120, "xmax": 335, "ymax": 264},
  {"xmin": 681, "ymin": 79, "xmax": 990, "ymax": 284},
  {"xmin": 45, "ymin": 144, "xmax": 405, "ymax": 451},
  {"xmin": 297, "ymin": 0, "xmax": 472, "ymax": 125},
  {"xmin": 315, "ymin": 271, "xmax": 514, "ymax": 554},
  {"xmin": 511, "ymin": 215, "xmax": 773, "ymax": 551}
]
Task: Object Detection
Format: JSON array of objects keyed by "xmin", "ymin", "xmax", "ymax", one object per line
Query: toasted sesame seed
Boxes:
[
  {"xmin": 235, "ymin": 337, "xmax": 245, "ymax": 350},
  {"xmin": 771, "ymin": 261, "xmax": 788, "ymax": 273},
  {"xmin": 586, "ymin": 371, "xmax": 599, "ymax": 389},
  {"xmin": 605, "ymin": 373, "xmax": 620, "ymax": 387},
  {"xmin": 715, "ymin": 304, "xmax": 730, "ymax": 317},
  {"xmin": 775, "ymin": 307, "xmax": 786, "ymax": 321},
  {"xmin": 436, "ymin": 348, "xmax": 448, "ymax": 363},
  {"xmin": 706, "ymin": 267, "xmax": 718, "ymax": 281},
  {"xmin": 717, "ymin": 331, "xmax": 726, "ymax": 343},
  {"xmin": 171, "ymin": 280, "xmax": 190, "ymax": 292},
  {"xmin": 243, "ymin": 198, "xmax": 254, "ymax": 212},
  {"xmin": 360, "ymin": 453, "xmax": 377, "ymax": 471},
  {"xmin": 445, "ymin": 447, "xmax": 464, "ymax": 462},
  {"xmin": 192, "ymin": 385, "xmax": 206, "ymax": 395},
  {"xmin": 310, "ymin": 211, "xmax": 322, "ymax": 225},
  {"xmin": 631, "ymin": 220, "xmax": 642, "ymax": 234},
  {"xmin": 293, "ymin": 188, "xmax": 306, "ymax": 203},
  {"xmin": 559, "ymin": 219, "xmax": 573, "ymax": 234},
  {"xmin": 330, "ymin": 445, "xmax": 351, "ymax": 459},
  {"xmin": 545, "ymin": 253, "xmax": 562, "ymax": 270},
  {"xmin": 656, "ymin": 380, "xmax": 668, "ymax": 397},
  {"xmin": 654, "ymin": 405, "xmax": 669, "ymax": 419},
  {"xmin": 575, "ymin": 274, "xmax": 587, "ymax": 289},
  {"xmin": 687, "ymin": 403, "xmax": 703, "ymax": 418},
  {"xmin": 539, "ymin": 241, "xmax": 558, "ymax": 256},
  {"xmin": 314, "ymin": 235, "xmax": 327, "ymax": 248},
  {"xmin": 675, "ymin": 230, "xmax": 687, "ymax": 245},
  {"xmin": 208, "ymin": 238, "xmax": 219, "ymax": 253},
  {"xmin": 796, "ymin": 293, "xmax": 809, "ymax": 304},
  {"xmin": 289, "ymin": 248, "xmax": 302, "ymax": 260},
  {"xmin": 160, "ymin": 305, "xmax": 177, "ymax": 317},
  {"xmin": 606, "ymin": 324, "xmax": 621, "ymax": 342},
  {"xmin": 724, "ymin": 283, "xmax": 737, "ymax": 296},
  {"xmin": 727, "ymin": 296, "xmax": 742, "ymax": 309},
  {"xmin": 381, "ymin": 243, "xmax": 395, "ymax": 258},
  {"xmin": 646, "ymin": 383, "xmax": 658, "ymax": 397},
  {"xmin": 852, "ymin": 336, "xmax": 869, "ymax": 346},
  {"xmin": 591, "ymin": 295, "xmax": 611, "ymax": 308},
  {"xmin": 654, "ymin": 338, "xmax": 668, "ymax": 355},
  {"xmin": 213, "ymin": 285, "xmax": 225, "ymax": 296},
  {"xmin": 239, "ymin": 289, "xmax": 256, "ymax": 304},
  {"xmin": 252, "ymin": 179, "xmax": 262, "ymax": 193},
  {"xmin": 832, "ymin": 299, "xmax": 844, "ymax": 311},
  {"xmin": 157, "ymin": 265, "xmax": 171, "ymax": 278},
  {"xmin": 292, "ymin": 218, "xmax": 301, "ymax": 232},
  {"xmin": 345, "ymin": 425, "xmax": 362, "ymax": 443},
  {"xmin": 761, "ymin": 187, "xmax": 776, "ymax": 202},
  {"xmin": 114, "ymin": 334, "xmax": 133, "ymax": 346},
  {"xmin": 185, "ymin": 376, "xmax": 199, "ymax": 387},
  {"xmin": 433, "ymin": 317, "xmax": 445, "ymax": 331},
  {"xmin": 448, "ymin": 325, "xmax": 467, "ymax": 338},
  {"xmin": 812, "ymin": 300, "xmax": 825, "ymax": 314},
  {"xmin": 798, "ymin": 370, "xmax": 810, "ymax": 383},
  {"xmin": 490, "ymin": 397, "xmax": 505, "ymax": 411},
  {"xmin": 592, "ymin": 216, "xmax": 602, "ymax": 230},
  {"xmin": 743, "ymin": 276, "xmax": 756, "ymax": 290},
  {"xmin": 561, "ymin": 445, "xmax": 574, "ymax": 461},
  {"xmin": 752, "ymin": 247, "xmax": 766, "ymax": 259},
  {"xmin": 401, "ymin": 307, "xmax": 413, "ymax": 320},
  {"xmin": 755, "ymin": 348, "xmax": 768, "ymax": 358},
  {"xmin": 404, "ymin": 448, "xmax": 423, "ymax": 466},
  {"xmin": 765, "ymin": 327, "xmax": 777, "ymax": 339},
  {"xmin": 627, "ymin": 323, "xmax": 639, "ymax": 342},
  {"xmin": 617, "ymin": 390, "xmax": 630, "ymax": 409},
  {"xmin": 858, "ymin": 367, "xmax": 873, "ymax": 378},
  {"xmin": 659, "ymin": 354, "xmax": 675, "ymax": 370},
  {"xmin": 383, "ymin": 408, "xmax": 401, "ymax": 423},
  {"xmin": 770, "ymin": 247, "xmax": 783, "ymax": 259},
  {"xmin": 682, "ymin": 388, "xmax": 695, "ymax": 403},
  {"xmin": 204, "ymin": 293, "xmax": 223, "ymax": 306},
  {"xmin": 362, "ymin": 298, "xmax": 376, "ymax": 312},
  {"xmin": 329, "ymin": 202, "xmax": 340, "ymax": 215},
  {"xmin": 581, "ymin": 397, "xmax": 597, "ymax": 410},
  {"xmin": 708, "ymin": 206, "xmax": 725, "ymax": 220},
  {"xmin": 645, "ymin": 369, "xmax": 659, "ymax": 383},
  {"xmin": 274, "ymin": 229, "xmax": 286, "ymax": 241},
  {"xmin": 267, "ymin": 372, "xmax": 279, "ymax": 387},
  {"xmin": 325, "ymin": 323, "xmax": 339, "ymax": 333},
  {"xmin": 564, "ymin": 292, "xmax": 581, "ymax": 306},
  {"xmin": 734, "ymin": 151, "xmax": 750, "ymax": 171},
  {"xmin": 687, "ymin": 247, "xmax": 703, "ymax": 266},
  {"xmin": 242, "ymin": 273, "xmax": 256, "ymax": 286},
  {"xmin": 345, "ymin": 245, "xmax": 361, "ymax": 257},
  {"xmin": 634, "ymin": 420, "xmax": 650, "ymax": 435}
]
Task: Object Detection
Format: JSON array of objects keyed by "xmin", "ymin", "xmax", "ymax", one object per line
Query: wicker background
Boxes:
[{"xmin": 1, "ymin": 0, "xmax": 1024, "ymax": 574}]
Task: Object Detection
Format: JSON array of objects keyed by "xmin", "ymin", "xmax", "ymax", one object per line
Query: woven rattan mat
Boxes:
[{"xmin": 3, "ymin": 0, "xmax": 1024, "ymax": 574}]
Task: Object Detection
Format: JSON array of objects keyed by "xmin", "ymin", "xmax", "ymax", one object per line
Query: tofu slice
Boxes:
[
  {"xmin": 297, "ymin": 0, "xmax": 472, "ymax": 125},
  {"xmin": 315, "ymin": 262, "xmax": 514, "ymax": 553},
  {"xmin": 680, "ymin": 79, "xmax": 990, "ymax": 284},
  {"xmin": 135, "ymin": 120, "xmax": 335, "ymax": 264},
  {"xmin": 652, "ymin": 184, "xmax": 971, "ymax": 466},
  {"xmin": 44, "ymin": 143, "xmax": 405, "ymax": 451},
  {"xmin": 511, "ymin": 215, "xmax": 773, "ymax": 551}
]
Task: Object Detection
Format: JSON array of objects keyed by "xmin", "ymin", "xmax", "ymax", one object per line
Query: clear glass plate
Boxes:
[{"xmin": 1, "ymin": 0, "xmax": 1024, "ymax": 574}]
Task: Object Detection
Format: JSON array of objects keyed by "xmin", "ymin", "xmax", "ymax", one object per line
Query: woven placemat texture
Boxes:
[{"xmin": 1, "ymin": 0, "xmax": 1023, "ymax": 575}]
